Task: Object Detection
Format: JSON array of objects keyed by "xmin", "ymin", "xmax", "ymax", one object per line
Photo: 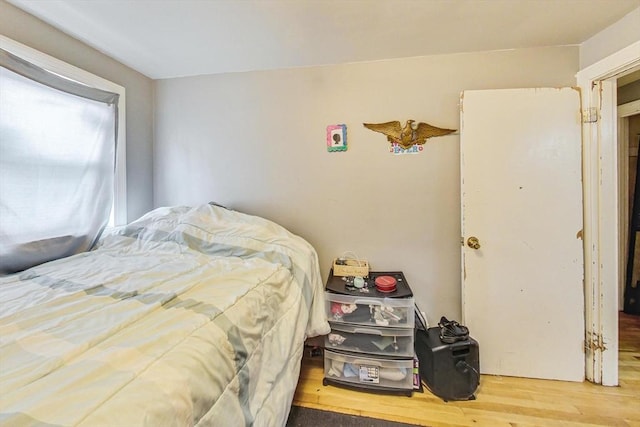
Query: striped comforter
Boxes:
[{"xmin": 0, "ymin": 204, "xmax": 330, "ymax": 426}]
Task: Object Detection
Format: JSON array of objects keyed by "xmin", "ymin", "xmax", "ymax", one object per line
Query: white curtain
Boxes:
[{"xmin": 0, "ymin": 49, "xmax": 119, "ymax": 274}]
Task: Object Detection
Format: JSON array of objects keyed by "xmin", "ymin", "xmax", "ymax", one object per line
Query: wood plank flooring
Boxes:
[{"xmin": 292, "ymin": 312, "xmax": 640, "ymax": 427}]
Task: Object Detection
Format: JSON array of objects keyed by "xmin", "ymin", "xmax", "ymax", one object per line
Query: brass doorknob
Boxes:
[{"xmin": 467, "ymin": 237, "xmax": 481, "ymax": 249}]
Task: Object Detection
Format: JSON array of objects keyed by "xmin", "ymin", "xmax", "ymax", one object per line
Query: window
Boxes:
[{"xmin": 0, "ymin": 36, "xmax": 126, "ymax": 274}]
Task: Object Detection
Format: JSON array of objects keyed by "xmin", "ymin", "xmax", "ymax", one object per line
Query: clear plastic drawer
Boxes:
[
  {"xmin": 324, "ymin": 292, "xmax": 414, "ymax": 328},
  {"xmin": 325, "ymin": 322, "xmax": 415, "ymax": 358},
  {"xmin": 323, "ymin": 349, "xmax": 414, "ymax": 391}
]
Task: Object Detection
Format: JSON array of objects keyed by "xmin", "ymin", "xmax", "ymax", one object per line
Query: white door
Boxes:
[{"xmin": 460, "ymin": 88, "xmax": 584, "ymax": 381}]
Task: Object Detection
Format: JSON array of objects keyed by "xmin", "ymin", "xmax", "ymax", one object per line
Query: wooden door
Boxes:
[{"xmin": 460, "ymin": 88, "xmax": 584, "ymax": 381}]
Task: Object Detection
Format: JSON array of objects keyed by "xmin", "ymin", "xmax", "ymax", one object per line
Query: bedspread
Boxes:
[{"xmin": 0, "ymin": 204, "xmax": 330, "ymax": 426}]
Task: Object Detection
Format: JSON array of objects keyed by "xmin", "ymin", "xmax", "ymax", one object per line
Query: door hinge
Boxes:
[
  {"xmin": 582, "ymin": 107, "xmax": 598, "ymax": 123},
  {"xmin": 584, "ymin": 333, "xmax": 607, "ymax": 352}
]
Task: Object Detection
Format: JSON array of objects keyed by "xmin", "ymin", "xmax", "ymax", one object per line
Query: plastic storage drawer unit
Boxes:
[{"xmin": 325, "ymin": 323, "xmax": 415, "ymax": 358}]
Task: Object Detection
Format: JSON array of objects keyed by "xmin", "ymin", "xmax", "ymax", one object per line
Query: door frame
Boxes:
[{"xmin": 577, "ymin": 40, "xmax": 640, "ymax": 386}]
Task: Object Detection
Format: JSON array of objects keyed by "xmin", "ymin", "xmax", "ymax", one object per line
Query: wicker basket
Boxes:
[{"xmin": 332, "ymin": 258, "xmax": 369, "ymax": 277}]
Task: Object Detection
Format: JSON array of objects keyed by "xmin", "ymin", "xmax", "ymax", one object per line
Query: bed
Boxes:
[{"xmin": 0, "ymin": 203, "xmax": 330, "ymax": 426}]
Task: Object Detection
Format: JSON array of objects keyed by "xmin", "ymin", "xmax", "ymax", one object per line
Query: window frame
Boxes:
[{"xmin": 0, "ymin": 35, "xmax": 127, "ymax": 225}]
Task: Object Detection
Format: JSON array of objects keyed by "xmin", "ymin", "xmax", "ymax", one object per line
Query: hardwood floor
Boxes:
[{"xmin": 292, "ymin": 312, "xmax": 640, "ymax": 427}]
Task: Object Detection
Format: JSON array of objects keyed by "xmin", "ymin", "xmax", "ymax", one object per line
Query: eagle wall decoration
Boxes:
[{"xmin": 363, "ymin": 120, "xmax": 456, "ymax": 149}]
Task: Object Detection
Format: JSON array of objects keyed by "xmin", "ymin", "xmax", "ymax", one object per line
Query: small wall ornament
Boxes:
[
  {"xmin": 363, "ymin": 120, "xmax": 455, "ymax": 150},
  {"xmin": 327, "ymin": 124, "xmax": 347, "ymax": 152},
  {"xmin": 390, "ymin": 142, "xmax": 424, "ymax": 155}
]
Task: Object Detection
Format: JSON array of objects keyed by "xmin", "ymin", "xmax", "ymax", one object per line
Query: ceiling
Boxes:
[{"xmin": 7, "ymin": 0, "xmax": 640, "ymax": 80}]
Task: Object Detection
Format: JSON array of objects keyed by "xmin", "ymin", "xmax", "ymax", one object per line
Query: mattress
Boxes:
[{"xmin": 0, "ymin": 204, "xmax": 330, "ymax": 426}]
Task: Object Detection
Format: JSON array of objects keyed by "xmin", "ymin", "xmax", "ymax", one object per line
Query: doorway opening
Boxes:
[
  {"xmin": 618, "ymin": 71, "xmax": 640, "ymax": 312},
  {"xmin": 617, "ymin": 72, "xmax": 640, "ymax": 381}
]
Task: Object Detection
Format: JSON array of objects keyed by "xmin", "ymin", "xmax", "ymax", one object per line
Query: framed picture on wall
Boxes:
[{"xmin": 327, "ymin": 124, "xmax": 347, "ymax": 152}]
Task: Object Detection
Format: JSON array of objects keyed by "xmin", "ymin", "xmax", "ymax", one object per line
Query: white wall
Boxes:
[
  {"xmin": 154, "ymin": 46, "xmax": 578, "ymax": 324},
  {"xmin": 580, "ymin": 7, "xmax": 640, "ymax": 69},
  {"xmin": 0, "ymin": 0, "xmax": 155, "ymax": 222}
]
